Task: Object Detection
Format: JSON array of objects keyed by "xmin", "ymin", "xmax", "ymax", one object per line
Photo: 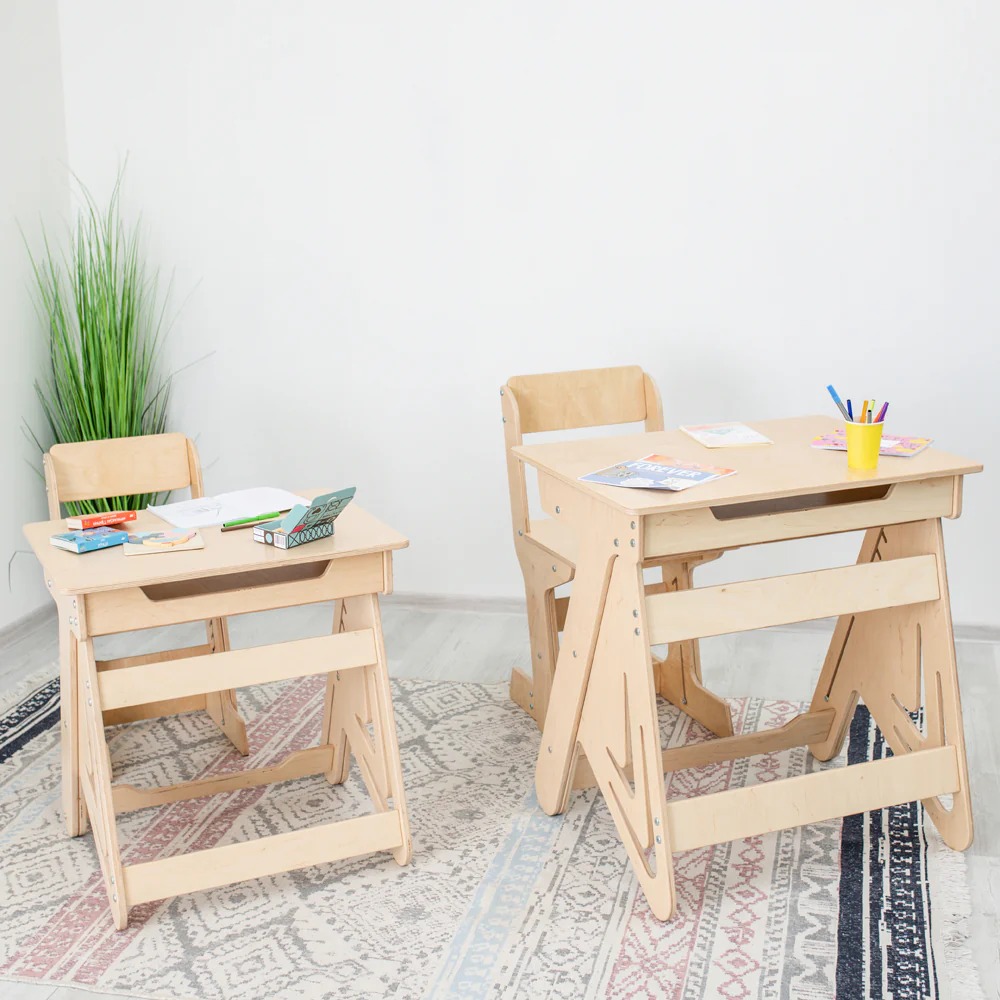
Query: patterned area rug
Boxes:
[{"xmin": 0, "ymin": 669, "xmax": 983, "ymax": 1000}]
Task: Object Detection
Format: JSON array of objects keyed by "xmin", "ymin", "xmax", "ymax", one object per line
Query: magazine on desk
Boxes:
[{"xmin": 580, "ymin": 454, "xmax": 736, "ymax": 492}]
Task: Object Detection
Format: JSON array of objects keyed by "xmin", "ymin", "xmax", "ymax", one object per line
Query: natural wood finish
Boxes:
[
  {"xmin": 99, "ymin": 630, "xmax": 378, "ymax": 710},
  {"xmin": 104, "ymin": 695, "xmax": 208, "ymax": 728},
  {"xmin": 645, "ymin": 555, "xmax": 940, "ymax": 645},
  {"xmin": 521, "ymin": 416, "xmax": 981, "ymax": 921},
  {"xmin": 112, "ymin": 746, "xmax": 336, "ymax": 814},
  {"xmin": 507, "ymin": 365, "xmax": 649, "ymax": 435},
  {"xmin": 501, "ymin": 366, "xmax": 730, "ymax": 739},
  {"xmin": 82, "ymin": 551, "xmax": 386, "ymax": 635},
  {"xmin": 808, "ymin": 518, "xmax": 975, "ymax": 850},
  {"xmin": 97, "ymin": 644, "xmax": 214, "ymax": 673},
  {"xmin": 514, "ymin": 415, "xmax": 981, "ymax": 517},
  {"xmin": 41, "ymin": 434, "xmax": 252, "ymax": 826},
  {"xmin": 25, "ymin": 494, "xmax": 413, "ymax": 928},
  {"xmin": 123, "ymin": 810, "xmax": 404, "ymax": 906},
  {"xmin": 45, "ymin": 432, "xmax": 194, "ymax": 510},
  {"xmin": 644, "ymin": 476, "xmax": 957, "ymax": 558},
  {"xmin": 572, "ymin": 708, "xmax": 835, "ymax": 790},
  {"xmin": 665, "ymin": 746, "xmax": 959, "ymax": 853},
  {"xmin": 25, "ymin": 502, "xmax": 406, "ymax": 598}
]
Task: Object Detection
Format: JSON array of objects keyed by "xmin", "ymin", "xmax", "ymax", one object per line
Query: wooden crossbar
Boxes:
[
  {"xmin": 112, "ymin": 746, "xmax": 336, "ymax": 814},
  {"xmin": 573, "ymin": 709, "xmax": 835, "ymax": 790},
  {"xmin": 96, "ymin": 644, "xmax": 213, "ymax": 673},
  {"xmin": 99, "ymin": 630, "xmax": 378, "ymax": 710},
  {"xmin": 645, "ymin": 554, "xmax": 939, "ymax": 645},
  {"xmin": 665, "ymin": 745, "xmax": 959, "ymax": 852},
  {"xmin": 122, "ymin": 809, "xmax": 404, "ymax": 905}
]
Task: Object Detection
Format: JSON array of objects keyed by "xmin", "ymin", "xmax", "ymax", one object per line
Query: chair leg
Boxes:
[
  {"xmin": 652, "ymin": 561, "xmax": 734, "ymax": 738},
  {"xmin": 510, "ymin": 560, "xmax": 563, "ymax": 727},
  {"xmin": 204, "ymin": 618, "xmax": 250, "ymax": 756}
]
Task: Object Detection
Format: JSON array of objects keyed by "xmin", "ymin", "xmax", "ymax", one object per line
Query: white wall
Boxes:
[
  {"xmin": 0, "ymin": 0, "xmax": 67, "ymax": 630},
  {"xmin": 55, "ymin": 2, "xmax": 1000, "ymax": 623}
]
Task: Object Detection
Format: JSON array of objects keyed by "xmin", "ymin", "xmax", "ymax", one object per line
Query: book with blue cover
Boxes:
[
  {"xmin": 580, "ymin": 454, "xmax": 736, "ymax": 492},
  {"xmin": 49, "ymin": 526, "xmax": 130, "ymax": 554}
]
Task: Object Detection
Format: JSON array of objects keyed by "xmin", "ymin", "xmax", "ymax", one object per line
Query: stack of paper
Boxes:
[{"xmin": 148, "ymin": 488, "xmax": 311, "ymax": 529}]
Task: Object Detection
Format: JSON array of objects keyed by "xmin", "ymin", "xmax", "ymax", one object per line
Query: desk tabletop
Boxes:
[
  {"xmin": 513, "ymin": 415, "xmax": 982, "ymax": 516},
  {"xmin": 24, "ymin": 500, "xmax": 408, "ymax": 596}
]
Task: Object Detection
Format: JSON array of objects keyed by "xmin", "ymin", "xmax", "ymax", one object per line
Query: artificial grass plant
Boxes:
[{"xmin": 26, "ymin": 170, "xmax": 173, "ymax": 515}]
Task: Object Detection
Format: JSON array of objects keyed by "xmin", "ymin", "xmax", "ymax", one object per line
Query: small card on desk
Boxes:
[{"xmin": 253, "ymin": 488, "xmax": 356, "ymax": 549}]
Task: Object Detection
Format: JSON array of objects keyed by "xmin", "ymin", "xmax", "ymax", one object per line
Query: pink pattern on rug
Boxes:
[
  {"xmin": 605, "ymin": 699, "xmax": 804, "ymax": 999},
  {"xmin": 2, "ymin": 675, "xmax": 327, "ymax": 984},
  {"xmin": 604, "ymin": 699, "xmax": 751, "ymax": 999}
]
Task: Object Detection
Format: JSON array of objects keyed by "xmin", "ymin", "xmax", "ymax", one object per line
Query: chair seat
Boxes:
[{"xmin": 526, "ymin": 518, "xmax": 579, "ymax": 567}]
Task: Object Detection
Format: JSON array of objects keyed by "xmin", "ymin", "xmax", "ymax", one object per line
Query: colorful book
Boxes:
[
  {"xmin": 811, "ymin": 429, "xmax": 932, "ymax": 458},
  {"xmin": 49, "ymin": 526, "xmax": 130, "ymax": 554},
  {"xmin": 65, "ymin": 510, "xmax": 137, "ymax": 530},
  {"xmin": 254, "ymin": 487, "xmax": 356, "ymax": 550},
  {"xmin": 580, "ymin": 455, "xmax": 736, "ymax": 492},
  {"xmin": 680, "ymin": 422, "xmax": 773, "ymax": 448},
  {"xmin": 124, "ymin": 529, "xmax": 205, "ymax": 556}
]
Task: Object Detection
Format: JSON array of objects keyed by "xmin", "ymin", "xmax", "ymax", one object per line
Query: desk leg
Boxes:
[
  {"xmin": 204, "ymin": 618, "xmax": 250, "ymax": 756},
  {"xmin": 58, "ymin": 615, "xmax": 88, "ymax": 837},
  {"xmin": 535, "ymin": 502, "xmax": 675, "ymax": 918},
  {"xmin": 653, "ymin": 560, "xmax": 734, "ymax": 739},
  {"xmin": 323, "ymin": 594, "xmax": 412, "ymax": 865},
  {"xmin": 808, "ymin": 518, "xmax": 973, "ymax": 850}
]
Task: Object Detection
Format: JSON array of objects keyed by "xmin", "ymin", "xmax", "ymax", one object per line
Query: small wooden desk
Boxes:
[
  {"xmin": 24, "ymin": 501, "xmax": 412, "ymax": 929},
  {"xmin": 513, "ymin": 415, "xmax": 982, "ymax": 919}
]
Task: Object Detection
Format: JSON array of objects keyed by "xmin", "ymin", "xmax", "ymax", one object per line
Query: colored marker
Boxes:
[
  {"xmin": 826, "ymin": 384, "xmax": 850, "ymax": 421},
  {"xmin": 859, "ymin": 400, "xmax": 868, "ymax": 425},
  {"xmin": 846, "ymin": 399, "xmax": 853, "ymax": 421},
  {"xmin": 876, "ymin": 401, "xmax": 889, "ymax": 423}
]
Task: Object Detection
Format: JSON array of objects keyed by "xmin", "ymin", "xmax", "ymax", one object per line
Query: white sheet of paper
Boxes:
[{"xmin": 148, "ymin": 488, "xmax": 311, "ymax": 529}]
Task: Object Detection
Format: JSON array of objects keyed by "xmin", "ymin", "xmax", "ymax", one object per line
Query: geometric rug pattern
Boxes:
[{"xmin": 0, "ymin": 671, "xmax": 984, "ymax": 999}]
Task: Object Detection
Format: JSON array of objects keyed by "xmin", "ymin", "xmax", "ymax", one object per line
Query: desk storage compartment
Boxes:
[
  {"xmin": 82, "ymin": 552, "xmax": 387, "ymax": 635},
  {"xmin": 643, "ymin": 476, "xmax": 959, "ymax": 559}
]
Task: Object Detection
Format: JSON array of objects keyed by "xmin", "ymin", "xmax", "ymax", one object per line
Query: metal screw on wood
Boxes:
[
  {"xmin": 631, "ymin": 521, "xmax": 636, "ymax": 530},
  {"xmin": 634, "ymin": 627, "xmax": 641, "ymax": 636},
  {"xmin": 613, "ymin": 538, "xmax": 619, "ymax": 547},
  {"xmin": 518, "ymin": 529, "xmax": 523, "ymax": 536},
  {"xmin": 654, "ymin": 817, "xmax": 660, "ymax": 826},
  {"xmin": 572, "ymin": 650, "xmax": 577, "ymax": 657},
  {"xmin": 551, "ymin": 565, "xmax": 557, "ymax": 572},
  {"xmin": 547, "ymin": 746, "xmax": 552, "ymax": 753},
  {"xmin": 633, "ymin": 609, "xmax": 639, "ymax": 618},
  {"xmin": 499, "ymin": 388, "xmax": 504, "ymax": 395},
  {"xmin": 655, "ymin": 835, "xmax": 662, "ymax": 845},
  {"xmin": 555, "ymin": 506, "xmax": 560, "ymax": 513},
  {"xmin": 630, "ymin": 539, "xmax": 636, "ymax": 547}
]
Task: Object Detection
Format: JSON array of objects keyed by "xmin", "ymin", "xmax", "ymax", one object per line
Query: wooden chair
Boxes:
[
  {"xmin": 501, "ymin": 365, "xmax": 733, "ymax": 737},
  {"xmin": 43, "ymin": 433, "xmax": 249, "ymax": 756}
]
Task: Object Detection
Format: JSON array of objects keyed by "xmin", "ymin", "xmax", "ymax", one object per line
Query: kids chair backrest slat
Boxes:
[
  {"xmin": 43, "ymin": 433, "xmax": 202, "ymax": 518},
  {"xmin": 506, "ymin": 365, "xmax": 661, "ymax": 435}
]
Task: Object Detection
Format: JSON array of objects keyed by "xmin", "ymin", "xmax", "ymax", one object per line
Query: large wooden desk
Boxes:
[
  {"xmin": 24, "ymin": 501, "xmax": 412, "ymax": 928},
  {"xmin": 514, "ymin": 415, "xmax": 982, "ymax": 919}
]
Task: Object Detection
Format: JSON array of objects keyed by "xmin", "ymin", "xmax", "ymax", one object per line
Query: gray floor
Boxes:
[{"xmin": 0, "ymin": 599, "xmax": 997, "ymax": 999}]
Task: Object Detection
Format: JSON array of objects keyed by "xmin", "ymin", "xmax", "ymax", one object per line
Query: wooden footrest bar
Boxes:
[
  {"xmin": 99, "ymin": 629, "xmax": 378, "ymax": 710},
  {"xmin": 112, "ymin": 745, "xmax": 337, "ymax": 814},
  {"xmin": 664, "ymin": 745, "xmax": 959, "ymax": 852},
  {"xmin": 573, "ymin": 709, "xmax": 835, "ymax": 790},
  {"xmin": 122, "ymin": 809, "xmax": 405, "ymax": 905},
  {"xmin": 645, "ymin": 554, "xmax": 939, "ymax": 645}
]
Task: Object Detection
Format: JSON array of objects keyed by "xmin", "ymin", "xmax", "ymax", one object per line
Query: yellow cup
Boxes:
[{"xmin": 844, "ymin": 421, "xmax": 884, "ymax": 470}]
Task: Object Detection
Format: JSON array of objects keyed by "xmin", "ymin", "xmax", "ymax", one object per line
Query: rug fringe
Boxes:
[
  {"xmin": 0, "ymin": 663, "xmax": 57, "ymax": 716},
  {"xmin": 926, "ymin": 820, "xmax": 986, "ymax": 1000}
]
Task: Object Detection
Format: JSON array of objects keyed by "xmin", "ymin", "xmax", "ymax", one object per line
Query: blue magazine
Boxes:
[{"xmin": 580, "ymin": 454, "xmax": 736, "ymax": 492}]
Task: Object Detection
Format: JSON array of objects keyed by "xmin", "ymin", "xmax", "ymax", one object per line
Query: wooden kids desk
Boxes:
[
  {"xmin": 513, "ymin": 415, "xmax": 981, "ymax": 920},
  {"xmin": 24, "ymin": 501, "xmax": 412, "ymax": 928}
]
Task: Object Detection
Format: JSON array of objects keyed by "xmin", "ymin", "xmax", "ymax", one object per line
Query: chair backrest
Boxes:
[
  {"xmin": 43, "ymin": 432, "xmax": 203, "ymax": 519},
  {"xmin": 500, "ymin": 365, "xmax": 664, "ymax": 535}
]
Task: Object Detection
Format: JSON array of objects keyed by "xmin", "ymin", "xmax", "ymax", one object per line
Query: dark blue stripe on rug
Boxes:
[
  {"xmin": 836, "ymin": 704, "xmax": 938, "ymax": 1000},
  {"xmin": 0, "ymin": 678, "xmax": 60, "ymax": 765}
]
